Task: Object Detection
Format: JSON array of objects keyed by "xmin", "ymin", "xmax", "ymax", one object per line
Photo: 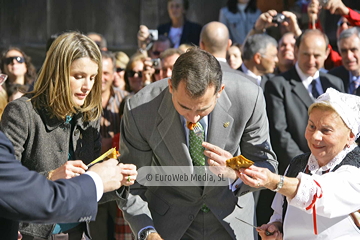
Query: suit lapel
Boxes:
[
  {"xmin": 320, "ymin": 74, "xmax": 334, "ymax": 92},
  {"xmin": 289, "ymin": 68, "xmax": 314, "ymax": 108},
  {"xmin": 157, "ymin": 90, "xmax": 192, "ymax": 166},
  {"xmin": 207, "ymin": 90, "xmax": 233, "ymax": 150}
]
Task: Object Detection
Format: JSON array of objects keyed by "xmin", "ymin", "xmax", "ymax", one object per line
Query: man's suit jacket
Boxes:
[
  {"xmin": 328, "ymin": 65, "xmax": 351, "ymax": 93},
  {"xmin": 238, "ymin": 64, "xmax": 273, "ymax": 90},
  {"xmin": 158, "ymin": 19, "xmax": 202, "ymax": 46},
  {"xmin": 119, "ymin": 62, "xmax": 277, "ymax": 239},
  {"xmin": 0, "ymin": 131, "xmax": 97, "ymax": 239},
  {"xmin": 264, "ymin": 66, "xmax": 345, "ymax": 174},
  {"xmin": 328, "ymin": 65, "xmax": 360, "ymax": 97}
]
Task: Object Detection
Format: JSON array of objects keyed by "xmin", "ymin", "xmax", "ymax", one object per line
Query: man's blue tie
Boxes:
[{"xmin": 311, "ymin": 80, "xmax": 320, "ymax": 99}]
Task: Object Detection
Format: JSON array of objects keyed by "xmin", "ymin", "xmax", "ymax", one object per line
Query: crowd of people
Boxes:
[{"xmin": 1, "ymin": 0, "xmax": 360, "ymax": 239}]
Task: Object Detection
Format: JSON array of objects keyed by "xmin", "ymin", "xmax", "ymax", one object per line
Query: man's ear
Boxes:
[
  {"xmin": 254, "ymin": 52, "xmax": 262, "ymax": 64},
  {"xmin": 325, "ymin": 47, "xmax": 330, "ymax": 59},
  {"xmin": 168, "ymin": 78, "xmax": 173, "ymax": 94},
  {"xmin": 199, "ymin": 40, "xmax": 205, "ymax": 50},
  {"xmin": 216, "ymin": 84, "xmax": 225, "ymax": 98},
  {"xmin": 226, "ymin": 39, "xmax": 232, "ymax": 51}
]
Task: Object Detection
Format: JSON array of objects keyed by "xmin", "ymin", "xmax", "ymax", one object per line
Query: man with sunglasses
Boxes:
[{"xmin": 308, "ymin": 0, "xmax": 360, "ymax": 69}]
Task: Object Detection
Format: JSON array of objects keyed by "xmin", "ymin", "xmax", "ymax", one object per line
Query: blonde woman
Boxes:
[{"xmin": 0, "ymin": 32, "xmax": 137, "ymax": 240}]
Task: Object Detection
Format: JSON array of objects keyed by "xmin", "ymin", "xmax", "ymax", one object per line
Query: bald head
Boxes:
[{"xmin": 200, "ymin": 21, "xmax": 231, "ymax": 57}]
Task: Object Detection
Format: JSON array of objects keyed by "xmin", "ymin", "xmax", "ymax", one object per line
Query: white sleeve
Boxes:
[
  {"xmin": 84, "ymin": 171, "xmax": 104, "ymax": 202},
  {"xmin": 289, "ymin": 165, "xmax": 360, "ymax": 218}
]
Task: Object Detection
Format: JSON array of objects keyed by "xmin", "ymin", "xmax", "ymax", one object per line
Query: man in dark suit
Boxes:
[
  {"xmin": 329, "ymin": 27, "xmax": 360, "ymax": 96},
  {"xmin": 120, "ymin": 46, "xmax": 277, "ymax": 239},
  {"xmin": 238, "ymin": 33, "xmax": 278, "ymax": 90},
  {"xmin": 0, "ymin": 130, "xmax": 133, "ymax": 239},
  {"xmin": 265, "ymin": 29, "xmax": 345, "ymax": 176}
]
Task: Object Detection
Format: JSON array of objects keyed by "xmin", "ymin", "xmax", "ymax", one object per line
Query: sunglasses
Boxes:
[
  {"xmin": 127, "ymin": 70, "xmax": 143, "ymax": 78},
  {"xmin": 116, "ymin": 67, "xmax": 125, "ymax": 73},
  {"xmin": 4, "ymin": 56, "xmax": 25, "ymax": 65},
  {"xmin": 0, "ymin": 74, "xmax": 8, "ymax": 85},
  {"xmin": 337, "ymin": 20, "xmax": 351, "ymax": 27}
]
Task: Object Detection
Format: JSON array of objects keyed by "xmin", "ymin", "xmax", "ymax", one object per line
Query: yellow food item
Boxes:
[
  {"xmin": 87, "ymin": 148, "xmax": 119, "ymax": 167},
  {"xmin": 226, "ymin": 155, "xmax": 254, "ymax": 170}
]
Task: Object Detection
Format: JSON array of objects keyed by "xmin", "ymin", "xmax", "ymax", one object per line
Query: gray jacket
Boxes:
[{"xmin": 0, "ymin": 95, "xmax": 121, "ymax": 239}]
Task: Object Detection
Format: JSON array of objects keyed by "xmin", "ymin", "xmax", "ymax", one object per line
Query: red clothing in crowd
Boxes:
[{"xmin": 309, "ymin": 8, "xmax": 360, "ymax": 70}]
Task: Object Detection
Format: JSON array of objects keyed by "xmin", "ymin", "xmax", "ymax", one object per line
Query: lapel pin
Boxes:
[{"xmin": 223, "ymin": 122, "xmax": 230, "ymax": 128}]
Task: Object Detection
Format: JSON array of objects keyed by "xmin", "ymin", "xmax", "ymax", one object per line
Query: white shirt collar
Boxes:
[
  {"xmin": 295, "ymin": 63, "xmax": 322, "ymax": 97},
  {"xmin": 307, "ymin": 144, "xmax": 357, "ymax": 175},
  {"xmin": 241, "ymin": 64, "xmax": 262, "ymax": 86},
  {"xmin": 216, "ymin": 58, "xmax": 227, "ymax": 63}
]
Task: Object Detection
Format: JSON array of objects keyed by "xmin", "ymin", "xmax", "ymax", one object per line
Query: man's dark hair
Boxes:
[
  {"xmin": 171, "ymin": 48, "xmax": 222, "ymax": 98},
  {"xmin": 295, "ymin": 29, "xmax": 329, "ymax": 51}
]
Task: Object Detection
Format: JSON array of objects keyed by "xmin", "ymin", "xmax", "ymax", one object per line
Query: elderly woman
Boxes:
[{"xmin": 205, "ymin": 88, "xmax": 360, "ymax": 239}]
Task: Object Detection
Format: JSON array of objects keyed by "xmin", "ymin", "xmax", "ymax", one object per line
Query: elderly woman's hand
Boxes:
[
  {"xmin": 202, "ymin": 142, "xmax": 237, "ymax": 179},
  {"xmin": 236, "ymin": 165, "xmax": 278, "ymax": 190},
  {"xmin": 257, "ymin": 222, "xmax": 283, "ymax": 240}
]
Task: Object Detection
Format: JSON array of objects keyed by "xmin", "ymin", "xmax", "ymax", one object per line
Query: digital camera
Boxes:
[
  {"xmin": 148, "ymin": 29, "xmax": 158, "ymax": 41},
  {"xmin": 151, "ymin": 58, "xmax": 161, "ymax": 70},
  {"xmin": 272, "ymin": 13, "xmax": 286, "ymax": 24}
]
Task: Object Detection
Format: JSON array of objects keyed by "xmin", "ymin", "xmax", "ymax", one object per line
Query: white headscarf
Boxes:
[{"xmin": 315, "ymin": 88, "xmax": 360, "ymax": 139}]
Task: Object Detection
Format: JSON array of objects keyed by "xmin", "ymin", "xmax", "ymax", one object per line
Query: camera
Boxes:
[
  {"xmin": 272, "ymin": 13, "xmax": 286, "ymax": 24},
  {"xmin": 151, "ymin": 58, "xmax": 161, "ymax": 70},
  {"xmin": 148, "ymin": 29, "xmax": 158, "ymax": 41},
  {"xmin": 318, "ymin": 0, "xmax": 328, "ymax": 6}
]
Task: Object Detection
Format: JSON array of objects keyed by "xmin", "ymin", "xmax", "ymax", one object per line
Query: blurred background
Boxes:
[{"xmin": 0, "ymin": 0, "xmax": 357, "ymax": 70}]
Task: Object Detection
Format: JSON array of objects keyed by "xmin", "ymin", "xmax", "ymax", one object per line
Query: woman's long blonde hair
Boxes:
[{"xmin": 31, "ymin": 32, "xmax": 102, "ymax": 122}]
